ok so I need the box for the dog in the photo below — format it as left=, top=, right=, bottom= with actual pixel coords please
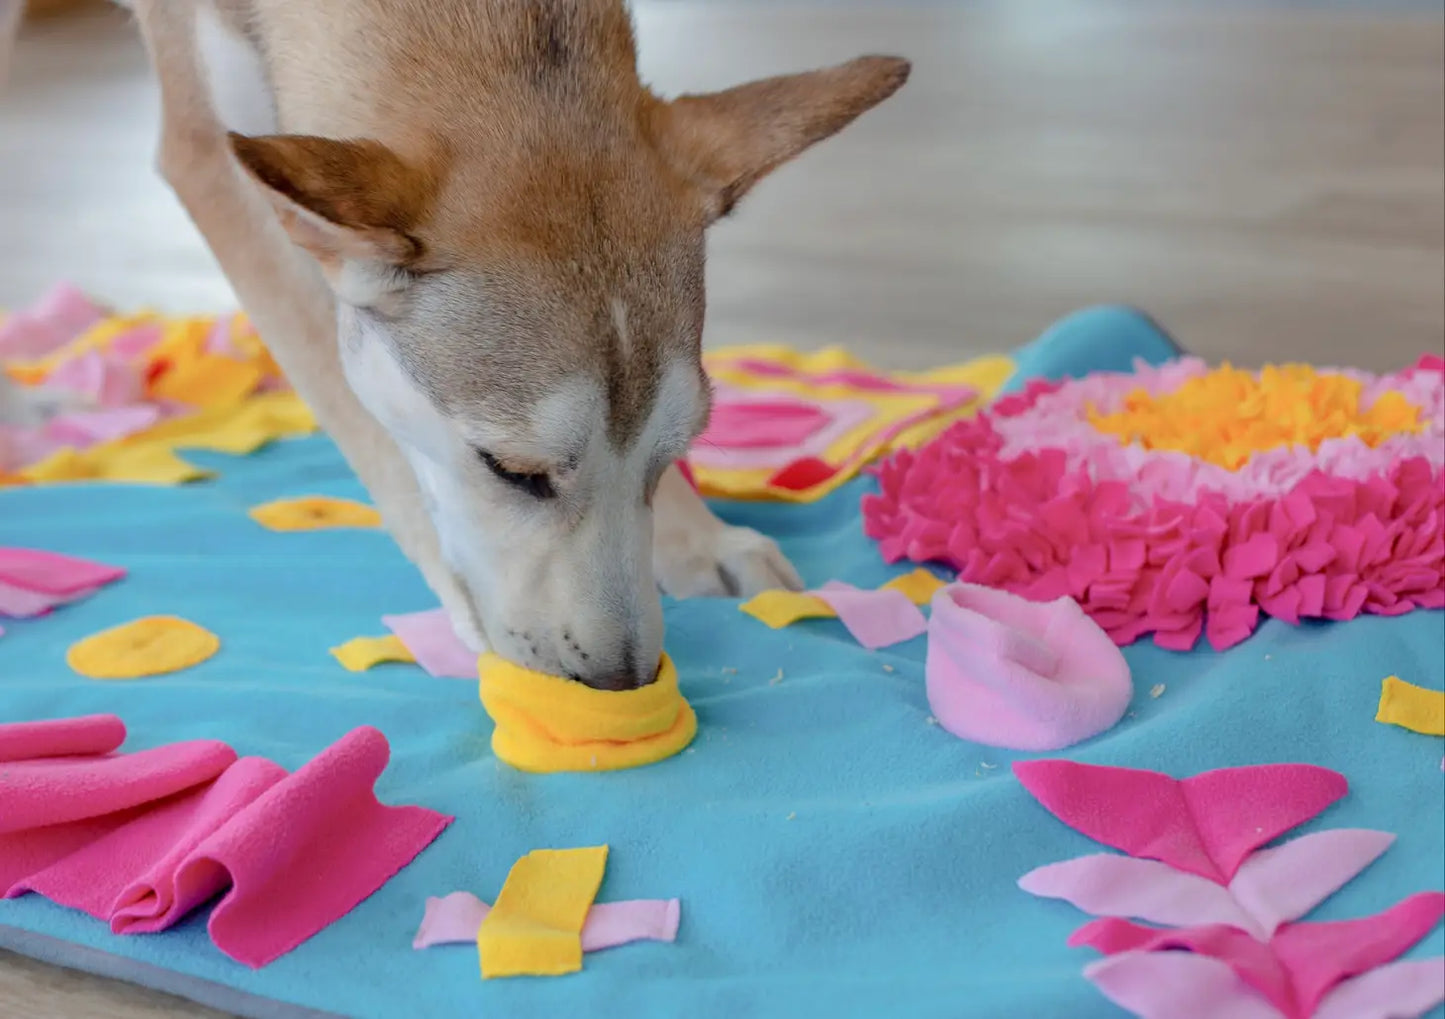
left=9, top=0, right=909, bottom=689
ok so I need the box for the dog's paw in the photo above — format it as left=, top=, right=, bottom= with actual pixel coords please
left=655, top=523, right=804, bottom=599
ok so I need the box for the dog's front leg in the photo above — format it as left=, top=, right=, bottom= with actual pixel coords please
left=130, top=0, right=486, bottom=648
left=652, top=465, right=803, bottom=597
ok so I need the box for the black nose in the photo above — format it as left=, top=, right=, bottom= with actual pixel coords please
left=582, top=671, right=645, bottom=692
left=572, top=645, right=656, bottom=691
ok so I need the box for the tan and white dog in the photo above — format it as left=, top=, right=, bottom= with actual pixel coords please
left=8, top=0, right=909, bottom=689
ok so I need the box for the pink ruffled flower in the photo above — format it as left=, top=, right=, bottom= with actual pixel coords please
left=863, top=355, right=1445, bottom=651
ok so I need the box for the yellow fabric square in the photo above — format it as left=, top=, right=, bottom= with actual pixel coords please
left=330, top=635, right=416, bottom=672
left=477, top=846, right=609, bottom=978
left=739, top=590, right=834, bottom=628
left=882, top=568, right=947, bottom=605
left=1376, top=676, right=1445, bottom=736
left=251, top=496, right=382, bottom=532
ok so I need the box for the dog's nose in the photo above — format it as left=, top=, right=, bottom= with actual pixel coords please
left=574, top=645, right=657, bottom=691
left=583, top=671, right=646, bottom=692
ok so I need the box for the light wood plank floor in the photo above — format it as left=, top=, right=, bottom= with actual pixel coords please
left=1, top=2, right=1442, bottom=1017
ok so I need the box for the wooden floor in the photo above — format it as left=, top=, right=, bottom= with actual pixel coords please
left=1, top=1, right=1442, bottom=1016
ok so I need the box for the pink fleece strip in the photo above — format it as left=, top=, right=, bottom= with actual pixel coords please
left=413, top=890, right=681, bottom=952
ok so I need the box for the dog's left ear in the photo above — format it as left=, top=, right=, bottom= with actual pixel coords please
left=652, top=55, right=910, bottom=222
left=228, top=132, right=437, bottom=306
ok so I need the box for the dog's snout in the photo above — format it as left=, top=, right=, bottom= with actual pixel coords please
left=573, top=643, right=655, bottom=692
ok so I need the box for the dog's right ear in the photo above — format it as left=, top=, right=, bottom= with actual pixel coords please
left=228, top=133, right=437, bottom=305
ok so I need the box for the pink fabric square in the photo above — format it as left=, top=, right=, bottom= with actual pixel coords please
left=381, top=608, right=478, bottom=679
left=814, top=582, right=927, bottom=649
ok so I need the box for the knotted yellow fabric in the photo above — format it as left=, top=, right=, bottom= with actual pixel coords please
left=478, top=653, right=696, bottom=773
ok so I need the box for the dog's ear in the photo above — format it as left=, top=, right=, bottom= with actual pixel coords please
left=228, top=133, right=436, bottom=304
left=652, top=55, right=910, bottom=222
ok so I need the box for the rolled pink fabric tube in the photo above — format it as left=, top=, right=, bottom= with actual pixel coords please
left=924, top=582, right=1133, bottom=751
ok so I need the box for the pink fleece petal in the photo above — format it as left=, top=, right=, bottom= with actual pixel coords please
left=814, top=584, right=928, bottom=649
left=1272, top=892, right=1445, bottom=1016
left=1084, top=950, right=1285, bottom=1019
left=1312, top=958, right=1445, bottom=1019
left=1229, top=829, right=1396, bottom=937
left=1019, top=854, right=1257, bottom=934
left=1072, top=918, right=1295, bottom=1014
left=412, top=892, right=680, bottom=952
left=927, top=584, right=1132, bottom=751
left=1012, top=760, right=1347, bottom=883
left=0, top=548, right=126, bottom=597
left=381, top=608, right=478, bottom=679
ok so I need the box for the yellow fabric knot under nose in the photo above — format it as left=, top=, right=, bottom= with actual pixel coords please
left=478, top=653, right=696, bottom=773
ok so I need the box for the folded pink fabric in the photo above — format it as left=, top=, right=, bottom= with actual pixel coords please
left=0, top=547, right=126, bottom=597
left=925, top=583, right=1133, bottom=751
left=0, top=715, right=453, bottom=968
left=381, top=608, right=477, bottom=679
left=0, top=740, right=238, bottom=833
left=0, top=714, right=125, bottom=762
left=413, top=890, right=681, bottom=952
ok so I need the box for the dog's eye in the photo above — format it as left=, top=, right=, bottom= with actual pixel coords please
left=476, top=449, right=555, bottom=500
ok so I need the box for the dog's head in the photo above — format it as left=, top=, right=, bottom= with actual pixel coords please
left=229, top=34, right=908, bottom=689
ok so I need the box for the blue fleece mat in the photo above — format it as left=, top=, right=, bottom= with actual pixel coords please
left=2, top=307, right=1441, bottom=1019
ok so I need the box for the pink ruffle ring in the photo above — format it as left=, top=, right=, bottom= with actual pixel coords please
left=925, top=583, right=1134, bottom=751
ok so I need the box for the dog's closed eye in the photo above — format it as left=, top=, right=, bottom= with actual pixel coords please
left=476, top=448, right=555, bottom=500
